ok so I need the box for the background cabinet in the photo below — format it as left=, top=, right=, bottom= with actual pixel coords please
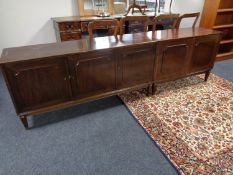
left=200, top=0, right=233, bottom=61
left=54, top=20, right=82, bottom=42
left=3, top=58, right=72, bottom=113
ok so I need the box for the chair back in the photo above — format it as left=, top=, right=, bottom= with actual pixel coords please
left=120, top=16, right=149, bottom=35
left=174, top=12, right=200, bottom=29
left=152, top=14, right=179, bottom=31
left=125, top=0, right=147, bottom=15
left=88, top=19, right=119, bottom=39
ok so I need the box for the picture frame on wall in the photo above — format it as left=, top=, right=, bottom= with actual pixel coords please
left=77, top=0, right=173, bottom=16
left=77, top=0, right=113, bottom=16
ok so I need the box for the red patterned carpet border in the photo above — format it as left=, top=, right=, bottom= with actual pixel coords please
left=120, top=74, right=233, bottom=175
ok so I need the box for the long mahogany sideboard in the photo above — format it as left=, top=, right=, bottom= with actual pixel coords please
left=0, top=28, right=221, bottom=129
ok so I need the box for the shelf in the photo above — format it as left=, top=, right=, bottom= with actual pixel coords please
left=217, top=8, right=233, bottom=13
left=213, top=24, right=233, bottom=29
left=219, top=0, right=233, bottom=9
left=201, top=0, right=233, bottom=61
left=217, top=28, right=233, bottom=40
left=220, top=39, right=233, bottom=44
left=216, top=52, right=233, bottom=61
left=218, top=42, right=233, bottom=60
left=215, top=12, right=233, bottom=26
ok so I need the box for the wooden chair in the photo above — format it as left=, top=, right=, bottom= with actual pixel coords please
left=119, top=16, right=149, bottom=35
left=174, top=12, right=200, bottom=29
left=125, top=0, right=147, bottom=16
left=137, top=0, right=147, bottom=13
left=152, top=14, right=179, bottom=31
left=168, top=0, right=173, bottom=13
left=88, top=19, right=119, bottom=40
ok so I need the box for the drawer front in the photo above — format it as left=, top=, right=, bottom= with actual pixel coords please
left=60, top=32, right=82, bottom=41
left=81, top=21, right=89, bottom=32
left=58, top=22, right=81, bottom=31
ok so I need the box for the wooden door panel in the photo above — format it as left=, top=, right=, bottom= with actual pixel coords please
left=156, top=39, right=193, bottom=82
left=69, top=52, right=116, bottom=98
left=161, top=44, right=188, bottom=73
left=117, top=45, right=155, bottom=88
left=4, top=58, right=72, bottom=113
left=190, top=35, right=220, bottom=73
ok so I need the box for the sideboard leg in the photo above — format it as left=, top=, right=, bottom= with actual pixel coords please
left=204, top=70, right=211, bottom=81
left=146, top=85, right=151, bottom=96
left=19, top=116, right=29, bottom=129
left=152, top=83, right=157, bottom=95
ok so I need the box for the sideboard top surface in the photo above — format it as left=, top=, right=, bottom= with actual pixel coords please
left=0, top=28, right=221, bottom=64
left=51, top=12, right=160, bottom=22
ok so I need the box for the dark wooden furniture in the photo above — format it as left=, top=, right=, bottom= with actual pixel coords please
left=125, top=0, right=147, bottom=15
left=87, top=19, right=119, bottom=39
left=152, top=14, right=179, bottom=31
left=168, top=0, right=173, bottom=13
left=174, top=12, right=200, bottom=29
left=137, top=0, right=148, bottom=13
left=119, top=16, right=148, bottom=35
left=52, top=12, right=175, bottom=42
left=200, top=0, right=233, bottom=61
left=0, top=28, right=221, bottom=129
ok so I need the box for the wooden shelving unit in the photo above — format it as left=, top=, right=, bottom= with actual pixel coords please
left=217, top=8, right=233, bottom=13
left=200, top=0, right=233, bottom=61
left=220, top=39, right=233, bottom=44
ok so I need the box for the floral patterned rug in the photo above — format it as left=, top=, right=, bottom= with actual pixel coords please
left=120, top=74, right=233, bottom=175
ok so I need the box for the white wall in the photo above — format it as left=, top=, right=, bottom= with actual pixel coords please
left=0, top=0, right=205, bottom=55
left=165, top=0, right=205, bottom=27
left=0, top=0, right=78, bottom=55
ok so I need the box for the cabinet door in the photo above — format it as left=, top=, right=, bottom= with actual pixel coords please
left=116, top=45, right=155, bottom=88
left=3, top=57, right=72, bottom=113
left=69, top=51, right=116, bottom=98
left=155, top=38, right=193, bottom=82
left=189, top=35, right=220, bottom=73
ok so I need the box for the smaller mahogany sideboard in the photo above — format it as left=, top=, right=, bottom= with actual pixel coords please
left=52, top=12, right=175, bottom=42
left=0, top=28, right=221, bottom=129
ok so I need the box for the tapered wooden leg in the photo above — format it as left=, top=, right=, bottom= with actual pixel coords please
left=146, top=85, right=151, bottom=96
left=19, top=116, right=29, bottom=129
left=204, top=70, right=211, bottom=81
left=152, top=83, right=157, bottom=95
